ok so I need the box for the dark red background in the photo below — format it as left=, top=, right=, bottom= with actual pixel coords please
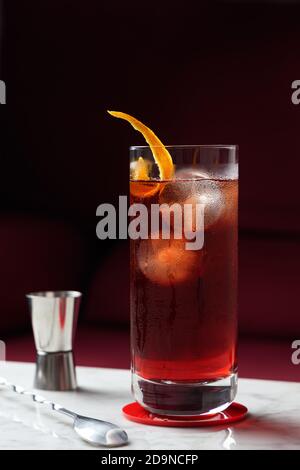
left=0, top=1, right=300, bottom=381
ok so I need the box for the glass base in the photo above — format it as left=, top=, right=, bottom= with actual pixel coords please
left=132, top=371, right=238, bottom=417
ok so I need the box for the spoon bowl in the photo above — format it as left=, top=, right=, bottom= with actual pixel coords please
left=74, top=415, right=129, bottom=447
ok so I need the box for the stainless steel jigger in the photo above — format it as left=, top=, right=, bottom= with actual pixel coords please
left=26, top=291, right=82, bottom=391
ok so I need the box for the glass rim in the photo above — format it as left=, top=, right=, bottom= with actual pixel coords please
left=26, top=290, right=82, bottom=299
left=130, top=144, right=238, bottom=150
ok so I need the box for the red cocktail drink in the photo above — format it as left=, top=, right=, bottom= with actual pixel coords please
left=130, top=146, right=238, bottom=416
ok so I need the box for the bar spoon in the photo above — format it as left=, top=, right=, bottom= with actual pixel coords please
left=0, top=376, right=128, bottom=447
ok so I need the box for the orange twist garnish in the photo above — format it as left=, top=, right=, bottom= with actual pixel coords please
left=108, top=111, right=174, bottom=198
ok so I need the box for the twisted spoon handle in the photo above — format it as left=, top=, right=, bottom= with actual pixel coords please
left=0, top=376, right=76, bottom=419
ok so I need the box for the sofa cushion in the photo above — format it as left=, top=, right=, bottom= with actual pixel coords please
left=238, top=336, right=299, bottom=382
left=4, top=325, right=130, bottom=370
left=239, top=237, right=300, bottom=338
left=84, top=242, right=130, bottom=326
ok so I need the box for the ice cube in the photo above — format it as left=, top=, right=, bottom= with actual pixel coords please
left=137, top=238, right=203, bottom=286
left=159, top=172, right=224, bottom=229
left=191, top=179, right=224, bottom=228
left=175, top=168, right=209, bottom=180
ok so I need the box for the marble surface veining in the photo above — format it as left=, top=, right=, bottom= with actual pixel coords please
left=0, top=361, right=299, bottom=450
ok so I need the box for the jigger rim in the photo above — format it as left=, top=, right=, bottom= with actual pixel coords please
left=26, top=290, right=82, bottom=299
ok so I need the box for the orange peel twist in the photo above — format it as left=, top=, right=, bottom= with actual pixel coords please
left=107, top=111, right=174, bottom=181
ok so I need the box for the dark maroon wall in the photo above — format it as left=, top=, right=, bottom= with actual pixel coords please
left=1, top=1, right=300, bottom=338
left=2, top=1, right=300, bottom=228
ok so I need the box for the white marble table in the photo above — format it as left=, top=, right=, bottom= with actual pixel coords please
left=0, top=361, right=299, bottom=450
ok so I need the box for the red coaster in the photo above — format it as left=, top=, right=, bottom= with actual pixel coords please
left=122, top=402, right=248, bottom=427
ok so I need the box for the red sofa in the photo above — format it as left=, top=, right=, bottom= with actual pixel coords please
left=1, top=219, right=299, bottom=382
